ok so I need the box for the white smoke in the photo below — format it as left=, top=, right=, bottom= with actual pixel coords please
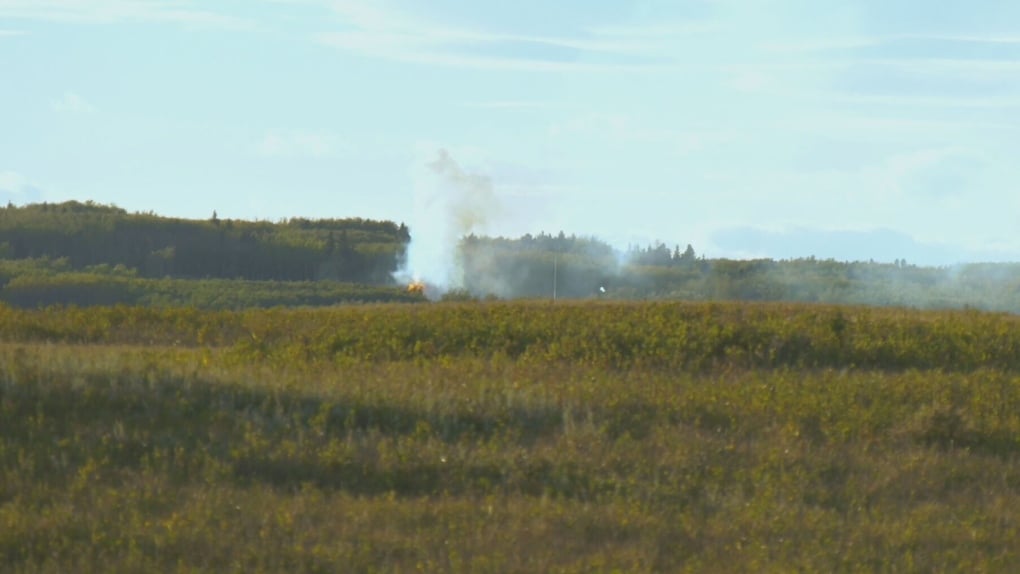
left=397, top=148, right=500, bottom=294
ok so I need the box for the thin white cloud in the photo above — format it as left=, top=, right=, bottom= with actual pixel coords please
left=771, top=86, right=1020, bottom=110
left=673, top=130, right=739, bottom=156
left=718, top=59, right=1020, bottom=110
left=882, top=146, right=971, bottom=180
left=892, top=33, right=1020, bottom=45
left=922, top=33, right=1020, bottom=44
left=314, top=0, right=675, bottom=72
left=549, top=112, right=701, bottom=147
left=858, top=57, right=1020, bottom=75
left=752, top=35, right=1020, bottom=80
left=462, top=100, right=553, bottom=110
left=727, top=55, right=1020, bottom=79
left=784, top=113, right=1020, bottom=140
left=829, top=92, right=1020, bottom=110
left=256, top=130, right=349, bottom=159
left=318, top=34, right=665, bottom=72
left=761, top=36, right=882, bottom=54
left=51, top=91, right=96, bottom=114
left=315, top=33, right=660, bottom=73
left=760, top=32, right=1020, bottom=54
left=585, top=21, right=718, bottom=39
left=327, top=1, right=646, bottom=53
left=497, top=182, right=582, bottom=199
left=319, top=1, right=1020, bottom=82
left=0, top=0, right=251, bottom=29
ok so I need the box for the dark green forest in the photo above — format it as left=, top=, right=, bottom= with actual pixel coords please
left=0, top=201, right=408, bottom=283
left=2, top=201, right=1020, bottom=311
left=0, top=201, right=418, bottom=307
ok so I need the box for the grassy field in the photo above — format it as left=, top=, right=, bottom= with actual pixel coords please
left=2, top=301, right=1020, bottom=572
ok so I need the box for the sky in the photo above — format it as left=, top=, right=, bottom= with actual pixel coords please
left=2, top=0, right=1020, bottom=265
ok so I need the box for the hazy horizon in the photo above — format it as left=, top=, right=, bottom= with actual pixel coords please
left=3, top=0, right=1019, bottom=266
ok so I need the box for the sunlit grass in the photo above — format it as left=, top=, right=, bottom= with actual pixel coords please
left=2, top=303, right=1020, bottom=571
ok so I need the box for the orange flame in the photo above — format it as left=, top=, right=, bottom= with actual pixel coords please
left=407, top=281, right=426, bottom=296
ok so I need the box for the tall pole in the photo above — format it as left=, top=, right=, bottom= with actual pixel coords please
left=553, top=256, right=558, bottom=302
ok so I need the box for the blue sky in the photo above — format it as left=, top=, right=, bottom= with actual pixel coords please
left=2, top=0, right=1020, bottom=265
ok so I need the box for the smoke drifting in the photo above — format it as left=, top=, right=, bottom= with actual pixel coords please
left=393, top=149, right=1020, bottom=312
left=397, top=148, right=666, bottom=300
left=397, top=149, right=500, bottom=296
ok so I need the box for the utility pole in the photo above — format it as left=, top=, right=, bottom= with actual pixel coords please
left=553, top=255, right=558, bottom=302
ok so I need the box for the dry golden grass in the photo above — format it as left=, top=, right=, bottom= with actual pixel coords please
left=2, top=302, right=1020, bottom=571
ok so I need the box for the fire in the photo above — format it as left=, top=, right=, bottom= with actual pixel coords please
left=407, top=281, right=426, bottom=296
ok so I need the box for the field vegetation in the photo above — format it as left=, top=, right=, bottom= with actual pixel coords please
left=3, top=301, right=1020, bottom=571
left=0, top=259, right=423, bottom=308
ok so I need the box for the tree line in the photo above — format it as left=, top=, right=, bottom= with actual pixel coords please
left=457, top=234, right=1020, bottom=312
left=0, top=201, right=408, bottom=284
left=3, top=201, right=1020, bottom=311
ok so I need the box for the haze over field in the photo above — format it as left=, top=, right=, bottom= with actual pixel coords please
left=2, top=0, right=1020, bottom=265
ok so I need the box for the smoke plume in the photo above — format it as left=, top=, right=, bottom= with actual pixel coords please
left=397, top=149, right=500, bottom=296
